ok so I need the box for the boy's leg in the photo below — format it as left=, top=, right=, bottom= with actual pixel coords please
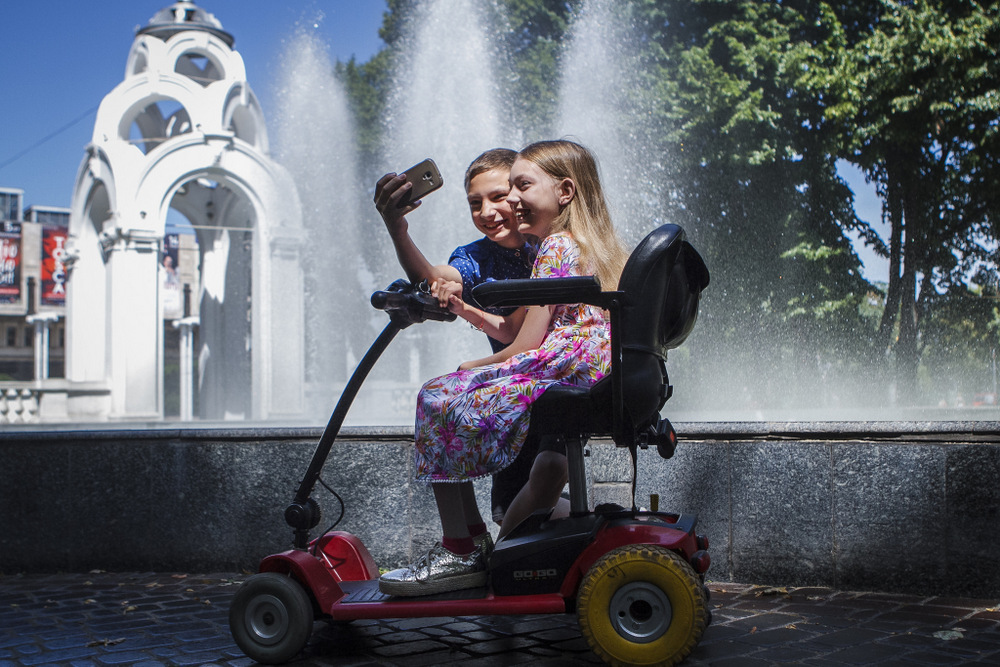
left=433, top=482, right=474, bottom=554
left=458, top=481, right=488, bottom=536
left=497, top=451, right=569, bottom=539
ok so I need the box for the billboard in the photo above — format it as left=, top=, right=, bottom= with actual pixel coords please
left=41, top=225, right=69, bottom=306
left=0, top=221, right=21, bottom=304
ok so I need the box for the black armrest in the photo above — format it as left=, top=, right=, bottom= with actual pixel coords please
left=473, top=276, right=617, bottom=308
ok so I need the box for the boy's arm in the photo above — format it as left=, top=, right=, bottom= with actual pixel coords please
left=374, top=173, right=462, bottom=284
left=432, top=279, right=527, bottom=344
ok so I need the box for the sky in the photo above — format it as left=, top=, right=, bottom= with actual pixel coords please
left=0, top=0, right=386, bottom=209
left=0, top=0, right=888, bottom=282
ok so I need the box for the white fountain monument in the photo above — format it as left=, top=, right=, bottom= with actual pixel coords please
left=65, top=1, right=305, bottom=422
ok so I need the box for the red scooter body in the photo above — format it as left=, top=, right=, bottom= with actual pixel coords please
left=254, top=508, right=709, bottom=622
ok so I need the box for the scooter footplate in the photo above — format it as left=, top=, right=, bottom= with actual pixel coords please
left=338, top=580, right=489, bottom=603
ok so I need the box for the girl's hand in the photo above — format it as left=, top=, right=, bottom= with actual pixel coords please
left=458, top=360, right=479, bottom=371
left=431, top=279, right=465, bottom=313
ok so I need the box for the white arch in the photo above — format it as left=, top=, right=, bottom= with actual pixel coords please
left=64, top=3, right=304, bottom=422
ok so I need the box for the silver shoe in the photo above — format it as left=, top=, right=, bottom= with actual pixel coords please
left=474, top=532, right=495, bottom=561
left=378, top=542, right=487, bottom=596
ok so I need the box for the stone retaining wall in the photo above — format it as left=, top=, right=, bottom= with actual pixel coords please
left=1, top=422, right=997, bottom=597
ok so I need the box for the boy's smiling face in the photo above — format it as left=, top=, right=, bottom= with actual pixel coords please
left=467, top=168, right=522, bottom=249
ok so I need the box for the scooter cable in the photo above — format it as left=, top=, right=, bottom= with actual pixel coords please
left=310, top=475, right=346, bottom=556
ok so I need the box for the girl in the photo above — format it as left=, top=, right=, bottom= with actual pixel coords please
left=379, top=140, right=629, bottom=597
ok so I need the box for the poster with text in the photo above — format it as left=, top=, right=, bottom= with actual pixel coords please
left=41, top=226, right=69, bottom=306
left=0, top=222, right=22, bottom=304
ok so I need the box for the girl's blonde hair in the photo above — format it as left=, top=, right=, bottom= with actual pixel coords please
left=518, top=140, right=629, bottom=289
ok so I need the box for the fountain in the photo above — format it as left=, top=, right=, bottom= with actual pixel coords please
left=555, top=0, right=668, bottom=246
left=271, top=24, right=368, bottom=419
left=275, top=1, right=521, bottom=423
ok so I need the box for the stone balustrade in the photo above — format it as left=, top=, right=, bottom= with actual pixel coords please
left=0, top=387, right=40, bottom=424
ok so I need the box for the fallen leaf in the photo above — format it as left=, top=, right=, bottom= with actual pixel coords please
left=171, top=574, right=188, bottom=579
left=86, top=638, right=126, bottom=648
left=933, top=630, right=963, bottom=641
left=750, top=626, right=758, bottom=633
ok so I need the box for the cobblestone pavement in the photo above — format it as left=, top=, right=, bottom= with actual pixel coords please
left=2, top=571, right=1000, bottom=666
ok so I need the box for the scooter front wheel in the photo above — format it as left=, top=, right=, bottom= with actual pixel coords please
left=576, top=545, right=708, bottom=667
left=229, top=572, right=314, bottom=664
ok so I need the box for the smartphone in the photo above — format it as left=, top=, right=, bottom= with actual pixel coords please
left=397, top=158, right=443, bottom=208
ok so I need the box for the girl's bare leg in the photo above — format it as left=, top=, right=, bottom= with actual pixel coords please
left=497, top=451, right=569, bottom=539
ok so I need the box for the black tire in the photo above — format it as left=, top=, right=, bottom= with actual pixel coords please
left=229, top=572, right=314, bottom=664
left=577, top=545, right=708, bottom=666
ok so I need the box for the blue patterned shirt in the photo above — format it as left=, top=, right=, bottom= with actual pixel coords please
left=449, top=238, right=537, bottom=353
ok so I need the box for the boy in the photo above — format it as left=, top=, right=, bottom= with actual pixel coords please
left=373, top=148, right=537, bottom=523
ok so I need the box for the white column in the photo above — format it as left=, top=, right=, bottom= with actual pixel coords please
left=172, top=316, right=200, bottom=421
left=105, top=227, right=162, bottom=420
left=26, top=312, right=60, bottom=381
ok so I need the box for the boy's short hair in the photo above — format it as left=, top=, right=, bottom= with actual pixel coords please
left=464, top=148, right=517, bottom=191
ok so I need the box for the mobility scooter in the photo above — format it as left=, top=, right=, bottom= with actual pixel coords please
left=229, top=223, right=711, bottom=666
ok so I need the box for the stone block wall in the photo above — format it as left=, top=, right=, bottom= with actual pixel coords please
left=1, top=423, right=998, bottom=597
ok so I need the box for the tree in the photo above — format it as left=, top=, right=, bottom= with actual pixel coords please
left=830, top=0, right=1000, bottom=402
left=631, top=0, right=877, bottom=410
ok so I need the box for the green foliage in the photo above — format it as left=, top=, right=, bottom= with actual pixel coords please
left=501, top=0, right=579, bottom=136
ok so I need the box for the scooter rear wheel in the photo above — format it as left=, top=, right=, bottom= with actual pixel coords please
left=576, top=545, right=707, bottom=666
left=229, top=572, right=314, bottom=664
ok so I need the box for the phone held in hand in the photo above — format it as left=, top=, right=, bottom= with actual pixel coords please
left=397, top=158, right=443, bottom=208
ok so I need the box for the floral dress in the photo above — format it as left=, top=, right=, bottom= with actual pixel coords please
left=414, top=232, right=611, bottom=483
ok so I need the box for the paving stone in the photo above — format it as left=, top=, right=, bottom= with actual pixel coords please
left=826, top=643, right=912, bottom=664
left=369, top=640, right=443, bottom=657
left=462, top=636, right=541, bottom=655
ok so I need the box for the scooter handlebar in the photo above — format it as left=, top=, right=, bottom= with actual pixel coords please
left=371, top=280, right=457, bottom=325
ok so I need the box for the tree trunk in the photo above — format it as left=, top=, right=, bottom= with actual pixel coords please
left=895, top=149, right=922, bottom=405
left=878, top=154, right=904, bottom=348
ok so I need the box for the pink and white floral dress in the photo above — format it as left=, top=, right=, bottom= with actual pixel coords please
left=414, top=232, right=611, bottom=482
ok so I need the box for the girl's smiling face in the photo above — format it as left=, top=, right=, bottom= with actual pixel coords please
left=506, top=157, right=574, bottom=239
